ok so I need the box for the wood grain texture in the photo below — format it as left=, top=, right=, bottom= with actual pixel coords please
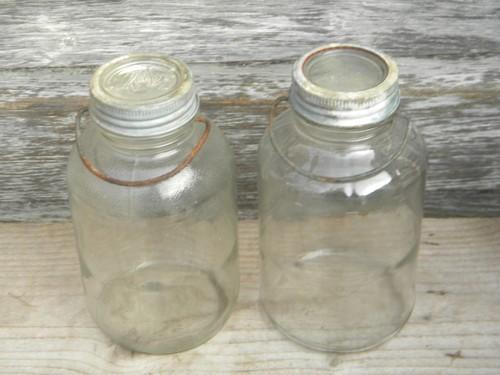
left=0, top=0, right=499, bottom=221
left=1, top=0, right=499, bottom=67
left=1, top=60, right=499, bottom=220
left=0, top=218, right=499, bottom=374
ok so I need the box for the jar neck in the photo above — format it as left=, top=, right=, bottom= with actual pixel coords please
left=95, top=118, right=196, bottom=155
left=291, top=109, right=395, bottom=144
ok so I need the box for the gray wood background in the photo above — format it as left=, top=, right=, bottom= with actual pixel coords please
left=1, top=0, right=499, bottom=221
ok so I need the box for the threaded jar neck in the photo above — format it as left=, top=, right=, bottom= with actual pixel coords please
left=289, top=44, right=400, bottom=128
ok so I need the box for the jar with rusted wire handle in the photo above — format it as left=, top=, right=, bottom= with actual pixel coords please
left=258, top=44, right=427, bottom=352
left=67, top=54, right=239, bottom=354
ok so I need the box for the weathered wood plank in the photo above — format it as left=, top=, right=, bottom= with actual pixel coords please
left=1, top=56, right=499, bottom=221
left=1, top=0, right=499, bottom=220
left=2, top=55, right=499, bottom=101
left=2, top=98, right=499, bottom=221
left=1, top=0, right=499, bottom=68
left=0, top=219, right=499, bottom=374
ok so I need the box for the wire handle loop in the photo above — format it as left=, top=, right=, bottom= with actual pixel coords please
left=75, top=109, right=211, bottom=187
left=267, top=95, right=411, bottom=183
left=268, top=94, right=290, bottom=129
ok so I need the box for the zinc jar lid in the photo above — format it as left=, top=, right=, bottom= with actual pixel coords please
left=289, top=43, right=400, bottom=127
left=89, top=54, right=199, bottom=137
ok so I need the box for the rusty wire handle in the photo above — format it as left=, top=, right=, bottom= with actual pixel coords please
left=268, top=94, right=289, bottom=129
left=75, top=109, right=211, bottom=187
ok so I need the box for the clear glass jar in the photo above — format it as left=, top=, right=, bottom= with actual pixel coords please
left=258, top=44, right=427, bottom=352
left=67, top=54, right=239, bottom=354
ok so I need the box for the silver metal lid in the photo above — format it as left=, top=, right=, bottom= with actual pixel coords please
left=89, top=54, right=199, bottom=137
left=289, top=44, right=400, bottom=127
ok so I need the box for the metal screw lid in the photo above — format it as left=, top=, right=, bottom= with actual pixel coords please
left=289, top=43, right=400, bottom=127
left=89, top=54, right=199, bottom=137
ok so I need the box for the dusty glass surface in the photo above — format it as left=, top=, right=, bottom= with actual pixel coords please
left=258, top=44, right=427, bottom=352
left=67, top=55, right=239, bottom=354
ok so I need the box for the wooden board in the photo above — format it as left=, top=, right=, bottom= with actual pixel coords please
left=1, top=61, right=499, bottom=221
left=1, top=0, right=499, bottom=67
left=1, top=0, right=500, bottom=221
left=0, top=218, right=499, bottom=374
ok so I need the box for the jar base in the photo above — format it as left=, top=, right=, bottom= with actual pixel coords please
left=261, top=301, right=414, bottom=353
left=86, top=261, right=236, bottom=354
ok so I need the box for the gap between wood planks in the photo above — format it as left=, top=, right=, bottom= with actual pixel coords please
left=3, top=86, right=500, bottom=112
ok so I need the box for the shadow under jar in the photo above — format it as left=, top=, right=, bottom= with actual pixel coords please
left=258, top=44, right=427, bottom=352
left=67, top=54, right=239, bottom=354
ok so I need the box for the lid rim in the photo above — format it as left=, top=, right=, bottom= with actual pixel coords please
left=290, top=43, right=400, bottom=128
left=89, top=53, right=198, bottom=137
left=289, top=87, right=400, bottom=128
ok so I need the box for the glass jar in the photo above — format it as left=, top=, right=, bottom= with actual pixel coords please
left=67, top=54, right=239, bottom=354
left=258, top=44, right=427, bottom=352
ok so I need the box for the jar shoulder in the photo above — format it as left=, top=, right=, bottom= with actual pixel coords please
left=67, top=123, right=235, bottom=216
left=258, top=109, right=427, bottom=188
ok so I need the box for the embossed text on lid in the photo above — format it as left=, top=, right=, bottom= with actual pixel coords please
left=103, top=61, right=181, bottom=102
left=89, top=54, right=199, bottom=137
